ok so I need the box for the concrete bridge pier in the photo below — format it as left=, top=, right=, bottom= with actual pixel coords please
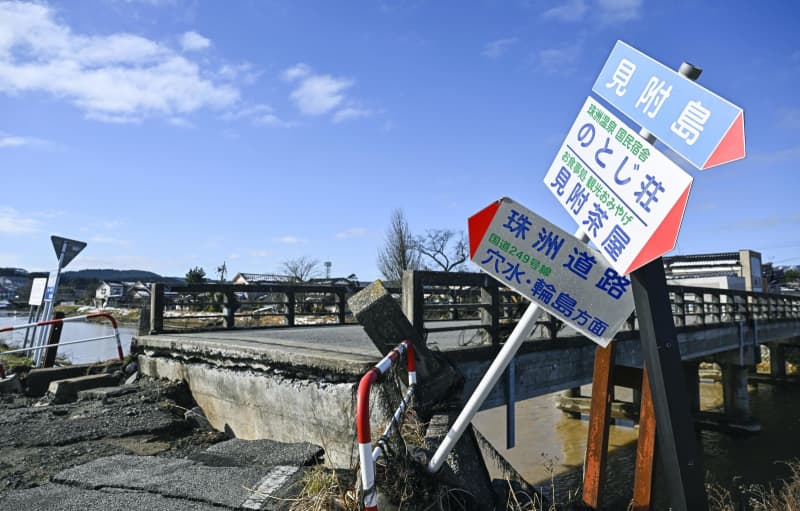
left=683, top=361, right=701, bottom=415
left=769, top=343, right=787, bottom=378
left=722, top=363, right=751, bottom=420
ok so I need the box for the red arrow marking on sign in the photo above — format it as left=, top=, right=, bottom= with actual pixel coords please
left=703, top=112, right=745, bottom=170
left=625, top=183, right=692, bottom=274
left=467, top=199, right=501, bottom=259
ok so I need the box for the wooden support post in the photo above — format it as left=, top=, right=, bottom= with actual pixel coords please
left=150, top=283, right=164, bottom=334
left=42, top=311, right=65, bottom=368
left=583, top=343, right=616, bottom=509
left=632, top=366, right=657, bottom=511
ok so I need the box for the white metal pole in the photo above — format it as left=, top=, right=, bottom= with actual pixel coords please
left=428, top=227, right=589, bottom=473
left=35, top=245, right=67, bottom=366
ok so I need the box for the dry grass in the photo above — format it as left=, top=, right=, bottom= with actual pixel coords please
left=706, top=460, right=800, bottom=511
left=287, top=464, right=358, bottom=511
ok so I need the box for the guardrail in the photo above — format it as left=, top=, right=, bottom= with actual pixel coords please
left=147, top=282, right=401, bottom=334
left=401, top=271, right=800, bottom=346
left=143, top=272, right=800, bottom=342
left=0, top=313, right=124, bottom=377
left=356, top=340, right=416, bottom=511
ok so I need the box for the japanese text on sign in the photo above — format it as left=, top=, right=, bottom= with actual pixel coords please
left=544, top=97, right=693, bottom=275
left=469, top=198, right=635, bottom=347
left=593, top=40, right=745, bottom=170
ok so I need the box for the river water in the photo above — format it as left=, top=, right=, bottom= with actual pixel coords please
left=474, top=379, right=800, bottom=508
left=0, top=311, right=135, bottom=364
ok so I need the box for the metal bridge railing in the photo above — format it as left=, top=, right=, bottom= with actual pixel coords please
left=356, top=340, right=416, bottom=511
left=147, top=282, right=401, bottom=334
left=0, top=313, right=124, bottom=377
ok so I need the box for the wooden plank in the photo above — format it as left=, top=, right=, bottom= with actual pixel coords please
left=632, top=366, right=656, bottom=511
left=583, top=343, right=615, bottom=509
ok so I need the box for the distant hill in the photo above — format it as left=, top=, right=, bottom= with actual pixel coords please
left=61, top=269, right=179, bottom=283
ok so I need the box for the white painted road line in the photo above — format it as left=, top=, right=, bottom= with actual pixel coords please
left=241, top=465, right=300, bottom=510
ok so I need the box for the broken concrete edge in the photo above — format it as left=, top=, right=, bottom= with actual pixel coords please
left=137, top=352, right=398, bottom=469
left=132, top=334, right=377, bottom=381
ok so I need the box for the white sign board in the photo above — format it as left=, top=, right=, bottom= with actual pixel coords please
left=28, top=277, right=47, bottom=306
left=468, top=197, right=635, bottom=347
left=543, top=97, right=693, bottom=275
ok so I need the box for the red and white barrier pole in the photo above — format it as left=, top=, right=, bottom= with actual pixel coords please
left=0, top=313, right=125, bottom=377
left=356, top=340, right=416, bottom=511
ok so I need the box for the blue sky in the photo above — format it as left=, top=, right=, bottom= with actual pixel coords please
left=1, top=0, right=799, bottom=280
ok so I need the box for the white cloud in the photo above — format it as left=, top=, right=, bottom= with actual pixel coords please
left=180, top=31, right=211, bottom=52
left=168, top=117, right=194, bottom=128
left=290, top=74, right=353, bottom=115
left=481, top=38, right=518, bottom=59
left=540, top=0, right=640, bottom=24
left=90, top=235, right=129, bottom=246
left=282, top=63, right=312, bottom=82
left=336, top=228, right=368, bottom=239
left=597, top=0, right=642, bottom=23
left=222, top=103, right=292, bottom=127
left=333, top=107, right=373, bottom=123
left=0, top=134, right=27, bottom=147
left=0, top=2, right=239, bottom=123
left=0, top=207, right=40, bottom=234
left=249, top=249, right=273, bottom=257
left=218, top=62, right=261, bottom=84
left=274, top=236, right=306, bottom=245
left=536, top=42, right=583, bottom=73
left=542, top=0, right=587, bottom=22
left=282, top=63, right=370, bottom=121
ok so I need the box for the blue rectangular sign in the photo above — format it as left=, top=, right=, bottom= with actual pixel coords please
left=592, top=41, right=744, bottom=170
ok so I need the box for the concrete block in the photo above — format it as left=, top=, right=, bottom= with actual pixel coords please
left=25, top=364, right=96, bottom=396
left=48, top=374, right=120, bottom=404
left=422, top=410, right=496, bottom=509
left=348, top=280, right=464, bottom=408
left=77, top=384, right=137, bottom=401
left=0, top=373, right=23, bottom=394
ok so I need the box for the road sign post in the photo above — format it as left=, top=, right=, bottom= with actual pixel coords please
left=628, top=63, right=708, bottom=511
left=34, top=236, right=86, bottom=366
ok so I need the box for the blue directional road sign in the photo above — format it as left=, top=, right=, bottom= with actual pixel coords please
left=592, top=41, right=745, bottom=170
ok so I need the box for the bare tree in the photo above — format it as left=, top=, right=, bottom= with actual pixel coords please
left=415, top=229, right=468, bottom=272
left=280, top=256, right=321, bottom=282
left=377, top=209, right=421, bottom=281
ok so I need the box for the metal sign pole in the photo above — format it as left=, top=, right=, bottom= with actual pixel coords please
left=631, top=62, right=707, bottom=511
left=428, top=227, right=589, bottom=474
left=35, top=247, right=67, bottom=366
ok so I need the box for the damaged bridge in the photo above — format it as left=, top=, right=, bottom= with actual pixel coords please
left=133, top=271, right=800, bottom=470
